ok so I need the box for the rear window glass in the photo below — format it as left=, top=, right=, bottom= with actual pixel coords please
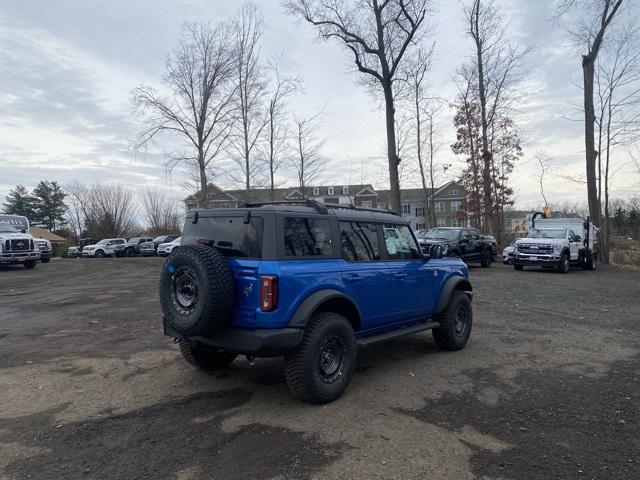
left=284, top=218, right=332, bottom=257
left=340, top=222, right=380, bottom=261
left=184, top=217, right=263, bottom=258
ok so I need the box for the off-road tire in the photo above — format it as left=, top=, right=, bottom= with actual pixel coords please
left=480, top=249, right=492, bottom=268
left=514, top=264, right=524, bottom=271
left=178, top=340, right=236, bottom=371
left=95, top=250, right=105, bottom=258
left=558, top=253, right=570, bottom=274
left=432, top=290, right=472, bottom=351
left=160, top=245, right=234, bottom=336
left=23, top=260, right=37, bottom=269
left=125, top=248, right=137, bottom=257
left=41, top=257, right=50, bottom=264
left=284, top=312, right=357, bottom=404
left=584, top=254, right=596, bottom=271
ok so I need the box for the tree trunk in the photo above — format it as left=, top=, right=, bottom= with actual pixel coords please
left=198, top=147, right=207, bottom=208
left=269, top=106, right=275, bottom=201
left=583, top=56, right=602, bottom=229
left=384, top=83, right=401, bottom=213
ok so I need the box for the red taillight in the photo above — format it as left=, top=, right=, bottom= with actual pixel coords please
left=261, top=275, right=277, bottom=312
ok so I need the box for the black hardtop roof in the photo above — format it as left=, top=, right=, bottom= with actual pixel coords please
left=187, top=201, right=407, bottom=225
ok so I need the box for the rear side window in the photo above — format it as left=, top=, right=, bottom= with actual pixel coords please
left=184, top=217, right=263, bottom=258
left=284, top=217, right=332, bottom=257
left=383, top=225, right=422, bottom=260
left=340, top=222, right=380, bottom=261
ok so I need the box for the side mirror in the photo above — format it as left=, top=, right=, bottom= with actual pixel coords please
left=572, top=235, right=581, bottom=242
left=429, top=244, right=443, bottom=259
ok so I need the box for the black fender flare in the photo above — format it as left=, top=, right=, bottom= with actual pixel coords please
left=435, top=276, right=473, bottom=315
left=288, top=289, right=361, bottom=329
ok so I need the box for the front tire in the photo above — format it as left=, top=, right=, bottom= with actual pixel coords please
left=480, top=249, right=492, bottom=268
left=432, top=290, right=473, bottom=351
left=95, top=250, right=105, bottom=258
left=558, top=253, right=570, bottom=274
left=514, top=264, right=523, bottom=271
left=23, top=260, right=37, bottom=269
left=178, top=340, right=236, bottom=371
left=125, top=248, right=137, bottom=257
left=41, top=257, right=50, bottom=264
left=284, top=312, right=357, bottom=404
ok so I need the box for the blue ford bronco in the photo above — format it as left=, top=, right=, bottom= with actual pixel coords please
left=160, top=200, right=473, bottom=404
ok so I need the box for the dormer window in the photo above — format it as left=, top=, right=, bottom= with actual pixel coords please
left=342, top=186, right=349, bottom=195
left=328, top=187, right=334, bottom=195
left=449, top=189, right=458, bottom=195
left=207, top=192, right=214, bottom=199
left=312, top=187, right=320, bottom=196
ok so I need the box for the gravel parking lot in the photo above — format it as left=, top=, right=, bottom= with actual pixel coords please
left=1, top=258, right=638, bottom=480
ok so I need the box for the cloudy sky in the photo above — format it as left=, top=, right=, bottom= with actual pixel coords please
left=0, top=0, right=638, bottom=210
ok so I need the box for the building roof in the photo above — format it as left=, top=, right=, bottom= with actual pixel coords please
left=30, top=227, right=66, bottom=243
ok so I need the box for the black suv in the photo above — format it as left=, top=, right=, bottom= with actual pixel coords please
left=417, top=227, right=494, bottom=267
left=159, top=201, right=473, bottom=403
left=122, top=237, right=154, bottom=257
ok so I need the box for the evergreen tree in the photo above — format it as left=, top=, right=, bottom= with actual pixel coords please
left=2, top=185, right=38, bottom=220
left=32, top=181, right=67, bottom=231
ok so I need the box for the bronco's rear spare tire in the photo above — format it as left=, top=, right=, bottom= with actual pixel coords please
left=160, top=245, right=234, bottom=336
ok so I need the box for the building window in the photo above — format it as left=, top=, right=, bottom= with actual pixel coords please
left=207, top=192, right=214, bottom=199
left=328, top=187, right=334, bottom=195
left=435, top=201, right=445, bottom=213
left=379, top=203, right=387, bottom=210
left=415, top=223, right=425, bottom=230
left=451, top=200, right=462, bottom=212
left=452, top=218, right=464, bottom=227
left=415, top=206, right=425, bottom=217
left=187, top=203, right=197, bottom=210
left=220, top=202, right=235, bottom=209
left=449, top=189, right=458, bottom=195
left=437, top=218, right=446, bottom=227
left=361, top=200, right=373, bottom=208
left=342, top=186, right=349, bottom=195
left=312, top=187, right=319, bottom=196
left=401, top=204, right=411, bottom=215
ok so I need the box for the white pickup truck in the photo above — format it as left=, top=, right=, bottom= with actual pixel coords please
left=0, top=215, right=41, bottom=268
left=513, top=217, right=598, bottom=273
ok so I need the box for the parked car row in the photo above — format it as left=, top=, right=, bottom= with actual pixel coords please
left=69, top=235, right=181, bottom=258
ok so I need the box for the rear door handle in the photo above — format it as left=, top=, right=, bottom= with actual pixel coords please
left=393, top=272, right=407, bottom=279
left=345, top=274, right=363, bottom=283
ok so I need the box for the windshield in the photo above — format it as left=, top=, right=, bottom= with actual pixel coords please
left=96, top=239, right=109, bottom=245
left=173, top=237, right=182, bottom=244
left=0, top=224, right=18, bottom=233
left=153, top=236, right=166, bottom=242
left=424, top=228, right=460, bottom=241
left=526, top=229, right=567, bottom=239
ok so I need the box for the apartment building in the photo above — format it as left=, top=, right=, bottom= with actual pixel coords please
left=184, top=180, right=469, bottom=230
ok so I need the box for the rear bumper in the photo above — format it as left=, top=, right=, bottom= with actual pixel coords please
left=164, top=320, right=304, bottom=357
left=0, top=251, right=40, bottom=264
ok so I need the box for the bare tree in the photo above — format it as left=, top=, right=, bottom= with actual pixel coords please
left=291, top=112, right=325, bottom=193
left=401, top=47, right=444, bottom=227
left=594, top=22, right=640, bottom=261
left=285, top=0, right=432, bottom=213
left=462, top=0, right=528, bottom=235
left=139, top=189, right=182, bottom=236
left=229, top=3, right=269, bottom=201
left=534, top=152, right=551, bottom=209
left=556, top=0, right=624, bottom=228
left=64, top=182, right=138, bottom=239
left=263, top=59, right=301, bottom=200
left=133, top=22, right=236, bottom=206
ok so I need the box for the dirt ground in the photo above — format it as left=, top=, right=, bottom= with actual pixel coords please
left=0, top=257, right=638, bottom=480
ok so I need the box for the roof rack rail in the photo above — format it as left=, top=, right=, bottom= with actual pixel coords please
left=240, top=199, right=328, bottom=214
left=323, top=203, right=400, bottom=216
left=240, top=198, right=399, bottom=216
